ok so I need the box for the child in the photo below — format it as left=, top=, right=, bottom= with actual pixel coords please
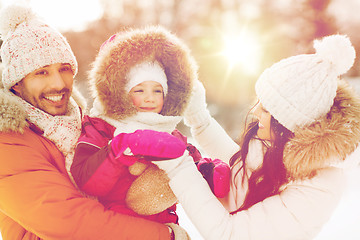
left=70, top=26, right=229, bottom=237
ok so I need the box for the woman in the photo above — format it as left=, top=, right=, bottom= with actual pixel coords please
left=154, top=34, right=360, bottom=240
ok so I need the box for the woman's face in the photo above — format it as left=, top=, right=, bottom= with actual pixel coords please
left=253, top=102, right=273, bottom=141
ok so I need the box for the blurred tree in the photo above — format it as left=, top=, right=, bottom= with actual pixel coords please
left=308, top=0, right=336, bottom=37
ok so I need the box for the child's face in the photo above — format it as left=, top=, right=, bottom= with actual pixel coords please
left=129, top=81, right=164, bottom=113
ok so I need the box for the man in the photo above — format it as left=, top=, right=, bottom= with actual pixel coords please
left=0, top=4, right=173, bottom=239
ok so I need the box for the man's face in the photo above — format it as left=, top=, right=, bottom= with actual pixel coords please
left=12, top=63, right=74, bottom=116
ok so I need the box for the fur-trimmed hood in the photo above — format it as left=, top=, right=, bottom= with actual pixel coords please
left=0, top=86, right=87, bottom=134
left=284, top=80, right=360, bottom=180
left=89, top=25, right=198, bottom=120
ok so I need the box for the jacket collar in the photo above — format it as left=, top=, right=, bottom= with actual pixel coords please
left=283, top=81, right=360, bottom=180
left=0, top=89, right=28, bottom=133
left=0, top=87, right=86, bottom=134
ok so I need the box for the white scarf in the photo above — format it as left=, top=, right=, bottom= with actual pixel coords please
left=106, top=112, right=182, bottom=136
left=15, top=96, right=82, bottom=175
left=90, top=97, right=182, bottom=136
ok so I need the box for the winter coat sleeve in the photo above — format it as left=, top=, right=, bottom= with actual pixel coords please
left=71, top=116, right=137, bottom=196
left=190, top=117, right=239, bottom=164
left=167, top=156, right=345, bottom=240
left=0, top=129, right=171, bottom=240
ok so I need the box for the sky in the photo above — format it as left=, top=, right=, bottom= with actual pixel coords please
left=0, top=0, right=103, bottom=31
left=1, top=0, right=359, bottom=32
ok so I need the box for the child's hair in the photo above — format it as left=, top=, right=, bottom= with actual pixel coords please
left=229, top=103, right=294, bottom=213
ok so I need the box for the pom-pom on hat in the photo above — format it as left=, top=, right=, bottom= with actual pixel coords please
left=125, top=61, right=168, bottom=96
left=255, top=35, right=356, bottom=132
left=0, top=4, right=78, bottom=89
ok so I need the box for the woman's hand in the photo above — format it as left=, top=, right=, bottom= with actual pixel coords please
left=183, top=80, right=211, bottom=129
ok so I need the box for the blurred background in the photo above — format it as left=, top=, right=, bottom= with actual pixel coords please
left=0, top=0, right=360, bottom=239
left=2, top=0, right=360, bottom=139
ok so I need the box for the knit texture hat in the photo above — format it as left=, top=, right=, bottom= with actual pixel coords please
left=255, top=35, right=355, bottom=132
left=125, top=61, right=168, bottom=96
left=0, top=5, right=78, bottom=89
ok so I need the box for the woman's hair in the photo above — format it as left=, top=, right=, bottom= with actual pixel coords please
left=230, top=105, right=294, bottom=214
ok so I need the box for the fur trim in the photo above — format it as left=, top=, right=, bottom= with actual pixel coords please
left=89, top=25, right=198, bottom=119
left=284, top=80, right=360, bottom=180
left=0, top=88, right=27, bottom=133
left=0, top=64, right=27, bottom=132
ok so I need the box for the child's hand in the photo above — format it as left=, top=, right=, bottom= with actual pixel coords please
left=111, top=129, right=186, bottom=160
left=197, top=158, right=230, bottom=198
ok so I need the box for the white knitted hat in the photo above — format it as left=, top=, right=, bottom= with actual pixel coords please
left=125, top=61, right=168, bottom=96
left=255, top=35, right=356, bottom=132
left=0, top=5, right=78, bottom=89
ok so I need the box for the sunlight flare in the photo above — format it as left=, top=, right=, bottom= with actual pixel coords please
left=221, top=32, right=262, bottom=76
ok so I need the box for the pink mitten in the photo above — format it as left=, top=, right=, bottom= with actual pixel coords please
left=111, top=129, right=186, bottom=160
left=197, top=158, right=230, bottom=198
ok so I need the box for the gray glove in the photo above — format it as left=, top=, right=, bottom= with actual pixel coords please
left=166, top=223, right=191, bottom=240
